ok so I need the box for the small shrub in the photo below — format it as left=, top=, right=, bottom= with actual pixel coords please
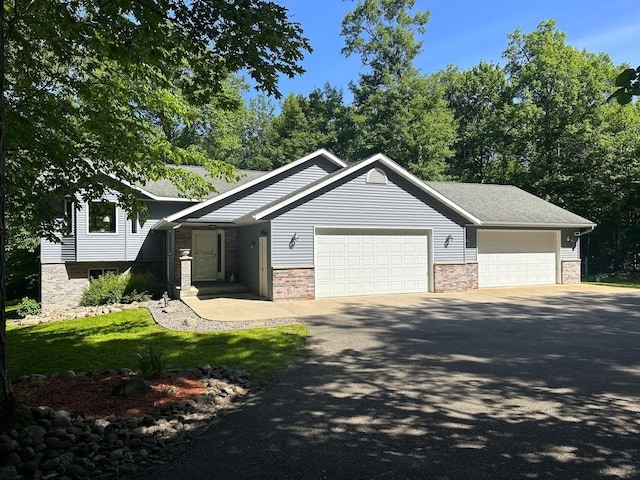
left=124, top=272, right=163, bottom=299
left=159, top=384, right=178, bottom=396
left=136, top=345, right=166, bottom=379
left=80, top=272, right=161, bottom=306
left=80, top=272, right=127, bottom=306
left=122, top=289, right=151, bottom=304
left=17, top=297, right=41, bottom=318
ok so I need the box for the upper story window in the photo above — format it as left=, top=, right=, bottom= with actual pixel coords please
left=63, top=199, right=74, bottom=236
left=88, top=201, right=116, bottom=233
left=130, top=213, right=139, bottom=234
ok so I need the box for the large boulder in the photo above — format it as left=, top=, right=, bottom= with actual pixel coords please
left=111, top=377, right=151, bottom=397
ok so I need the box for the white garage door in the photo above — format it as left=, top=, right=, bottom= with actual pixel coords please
left=315, top=228, right=429, bottom=298
left=478, top=230, right=558, bottom=288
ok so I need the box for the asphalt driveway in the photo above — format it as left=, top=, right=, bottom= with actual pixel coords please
left=140, top=286, right=640, bottom=479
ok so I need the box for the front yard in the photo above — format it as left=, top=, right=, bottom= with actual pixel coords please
left=6, top=308, right=308, bottom=385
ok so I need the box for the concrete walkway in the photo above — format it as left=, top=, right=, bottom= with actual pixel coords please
left=181, top=284, right=623, bottom=321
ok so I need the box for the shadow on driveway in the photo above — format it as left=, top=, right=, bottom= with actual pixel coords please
left=139, top=289, right=640, bottom=479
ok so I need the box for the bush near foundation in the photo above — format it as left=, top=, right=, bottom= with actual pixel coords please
left=80, top=272, right=162, bottom=306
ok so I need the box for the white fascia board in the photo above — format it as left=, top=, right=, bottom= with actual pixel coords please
left=163, top=149, right=346, bottom=224
left=253, top=153, right=482, bottom=225
left=477, top=221, right=597, bottom=228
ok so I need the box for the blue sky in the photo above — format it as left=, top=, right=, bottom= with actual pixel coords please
left=269, top=0, right=640, bottom=102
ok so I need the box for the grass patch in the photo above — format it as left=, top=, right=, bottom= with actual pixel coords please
left=6, top=309, right=308, bottom=385
left=583, top=275, right=640, bottom=289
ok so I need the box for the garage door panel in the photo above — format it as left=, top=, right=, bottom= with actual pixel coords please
left=316, top=229, right=429, bottom=298
left=478, top=231, right=557, bottom=288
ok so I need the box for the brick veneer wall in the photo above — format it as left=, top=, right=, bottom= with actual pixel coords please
left=434, top=262, right=479, bottom=293
left=41, top=261, right=162, bottom=313
left=561, top=259, right=582, bottom=284
left=272, top=267, right=315, bottom=301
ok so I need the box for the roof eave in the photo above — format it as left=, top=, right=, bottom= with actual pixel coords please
left=472, top=221, right=597, bottom=228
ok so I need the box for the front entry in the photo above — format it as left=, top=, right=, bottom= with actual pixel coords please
left=192, top=230, right=225, bottom=281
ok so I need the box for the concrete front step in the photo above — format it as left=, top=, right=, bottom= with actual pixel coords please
left=179, top=282, right=250, bottom=298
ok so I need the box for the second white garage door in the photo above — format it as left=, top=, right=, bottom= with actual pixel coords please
left=315, top=228, right=429, bottom=298
left=477, top=230, right=558, bottom=288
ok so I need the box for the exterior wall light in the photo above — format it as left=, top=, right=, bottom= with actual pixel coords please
left=289, top=233, right=298, bottom=249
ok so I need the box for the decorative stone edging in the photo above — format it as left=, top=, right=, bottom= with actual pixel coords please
left=12, top=302, right=149, bottom=327
left=0, top=365, right=253, bottom=480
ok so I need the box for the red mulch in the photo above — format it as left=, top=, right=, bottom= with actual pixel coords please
left=12, top=373, right=206, bottom=418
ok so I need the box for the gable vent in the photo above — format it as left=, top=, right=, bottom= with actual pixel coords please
left=366, top=168, right=388, bottom=184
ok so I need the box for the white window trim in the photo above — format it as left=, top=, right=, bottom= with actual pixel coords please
left=64, top=198, right=75, bottom=236
left=130, top=213, right=140, bottom=235
left=86, top=201, right=119, bottom=235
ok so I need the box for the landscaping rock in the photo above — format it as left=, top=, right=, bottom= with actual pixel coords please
left=3, top=366, right=254, bottom=480
left=112, top=377, right=152, bottom=397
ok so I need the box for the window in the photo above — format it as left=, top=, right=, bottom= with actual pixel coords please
left=88, top=202, right=116, bottom=233
left=63, top=199, right=74, bottom=235
left=130, top=213, right=139, bottom=234
left=88, top=268, right=118, bottom=280
left=366, top=168, right=388, bottom=184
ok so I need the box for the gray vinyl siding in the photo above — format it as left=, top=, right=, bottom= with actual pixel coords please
left=237, top=223, right=270, bottom=295
left=467, top=226, right=581, bottom=260
left=268, top=166, right=467, bottom=266
left=561, top=228, right=581, bottom=260
left=74, top=195, right=193, bottom=262
left=193, top=158, right=338, bottom=222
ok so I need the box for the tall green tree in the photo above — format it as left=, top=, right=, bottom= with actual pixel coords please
left=1, top=0, right=310, bottom=427
left=442, top=62, right=515, bottom=183
left=341, top=0, right=454, bottom=176
left=502, top=20, right=640, bottom=273
left=258, top=84, right=352, bottom=167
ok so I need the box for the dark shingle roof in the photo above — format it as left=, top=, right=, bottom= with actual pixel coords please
left=424, top=182, right=595, bottom=227
left=136, top=165, right=268, bottom=200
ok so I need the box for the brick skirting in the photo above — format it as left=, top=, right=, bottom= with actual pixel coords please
left=434, top=262, right=479, bottom=293
left=41, top=261, right=162, bottom=313
left=272, top=267, right=315, bottom=301
left=561, top=259, right=582, bottom=284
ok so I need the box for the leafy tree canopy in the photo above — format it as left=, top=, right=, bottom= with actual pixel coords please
left=3, top=0, right=311, bottom=236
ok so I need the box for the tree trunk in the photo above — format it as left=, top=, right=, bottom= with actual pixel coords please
left=0, top=0, right=25, bottom=430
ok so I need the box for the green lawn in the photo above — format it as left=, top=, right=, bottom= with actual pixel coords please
left=6, top=309, right=308, bottom=385
left=583, top=275, right=640, bottom=289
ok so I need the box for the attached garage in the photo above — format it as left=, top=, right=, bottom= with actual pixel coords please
left=477, top=230, right=559, bottom=288
left=315, top=228, right=430, bottom=298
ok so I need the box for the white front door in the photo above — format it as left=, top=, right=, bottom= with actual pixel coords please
left=192, top=230, right=225, bottom=281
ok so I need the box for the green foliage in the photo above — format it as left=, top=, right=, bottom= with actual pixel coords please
left=136, top=345, right=166, bottom=379
left=258, top=85, right=354, bottom=167
left=122, top=272, right=163, bottom=300
left=342, top=0, right=430, bottom=91
left=3, top=0, right=311, bottom=239
left=79, top=272, right=160, bottom=306
left=610, top=66, right=640, bottom=105
left=16, top=298, right=41, bottom=318
left=6, top=309, right=308, bottom=385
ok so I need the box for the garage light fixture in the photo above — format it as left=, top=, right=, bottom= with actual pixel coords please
left=444, top=234, right=453, bottom=248
left=289, top=233, right=298, bottom=249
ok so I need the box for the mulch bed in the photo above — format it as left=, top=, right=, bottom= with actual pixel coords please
left=12, top=373, right=206, bottom=418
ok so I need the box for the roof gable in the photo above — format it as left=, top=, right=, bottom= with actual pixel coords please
left=249, top=154, right=482, bottom=224
left=157, top=149, right=346, bottom=226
